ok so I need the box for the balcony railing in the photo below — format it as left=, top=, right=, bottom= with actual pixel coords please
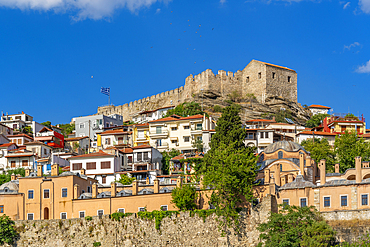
left=148, top=129, right=169, bottom=138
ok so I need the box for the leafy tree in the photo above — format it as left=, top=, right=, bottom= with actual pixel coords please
left=0, top=168, right=26, bottom=186
left=21, top=126, right=33, bottom=135
left=58, top=123, right=75, bottom=137
left=164, top=102, right=205, bottom=118
left=334, top=131, right=370, bottom=173
left=227, top=90, right=242, bottom=102
left=213, top=105, right=223, bottom=113
left=0, top=215, right=18, bottom=245
left=192, top=138, right=203, bottom=152
left=201, top=103, right=258, bottom=231
left=41, top=121, right=52, bottom=129
left=301, top=138, right=335, bottom=172
left=118, top=174, right=136, bottom=185
left=161, top=149, right=181, bottom=175
left=171, top=184, right=198, bottom=211
left=274, top=110, right=293, bottom=123
left=306, top=113, right=330, bottom=128
left=257, top=205, right=336, bottom=247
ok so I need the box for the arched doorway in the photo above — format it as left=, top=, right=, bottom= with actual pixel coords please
left=44, top=207, right=49, bottom=220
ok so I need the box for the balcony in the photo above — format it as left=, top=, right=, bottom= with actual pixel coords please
left=136, top=135, right=148, bottom=142
left=148, top=129, right=169, bottom=139
left=155, top=142, right=169, bottom=149
left=190, top=127, right=203, bottom=135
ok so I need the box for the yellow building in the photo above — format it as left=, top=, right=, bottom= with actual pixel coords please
left=133, top=123, right=150, bottom=147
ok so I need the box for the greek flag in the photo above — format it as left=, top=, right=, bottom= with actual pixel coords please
left=101, top=87, right=110, bottom=96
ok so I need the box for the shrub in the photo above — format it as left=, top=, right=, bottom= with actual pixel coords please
left=213, top=105, right=223, bottom=112
left=93, top=241, right=102, bottom=246
left=171, top=184, right=198, bottom=211
left=0, top=215, right=19, bottom=245
left=85, top=216, right=93, bottom=221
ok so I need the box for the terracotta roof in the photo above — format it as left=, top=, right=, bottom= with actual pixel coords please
left=132, top=145, right=152, bottom=149
left=7, top=134, right=33, bottom=139
left=296, top=131, right=337, bottom=136
left=65, top=136, right=89, bottom=141
left=254, top=60, right=296, bottom=72
left=245, top=119, right=276, bottom=123
left=6, top=153, right=34, bottom=158
left=34, top=136, right=54, bottom=141
left=24, top=141, right=50, bottom=147
left=0, top=143, right=17, bottom=148
left=269, top=123, right=294, bottom=126
left=361, top=133, right=370, bottom=138
left=68, top=150, right=114, bottom=159
left=328, top=120, right=364, bottom=124
left=135, top=123, right=149, bottom=127
left=308, top=104, right=331, bottom=109
left=149, top=114, right=203, bottom=123
left=119, top=148, right=133, bottom=154
left=100, top=129, right=132, bottom=136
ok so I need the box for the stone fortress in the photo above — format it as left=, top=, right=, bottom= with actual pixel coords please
left=97, top=60, right=298, bottom=121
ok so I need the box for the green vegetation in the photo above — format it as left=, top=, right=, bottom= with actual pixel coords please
left=93, top=242, right=102, bottom=247
left=261, top=109, right=293, bottom=123
left=301, top=138, right=336, bottom=172
left=192, top=138, right=203, bottom=152
left=213, top=105, right=223, bottom=113
left=163, top=102, right=205, bottom=118
left=345, top=113, right=359, bottom=120
left=58, top=123, right=75, bottom=137
left=200, top=103, right=258, bottom=231
left=306, top=113, right=330, bottom=128
left=85, top=216, right=93, bottom=221
left=340, top=234, right=370, bottom=246
left=245, top=93, right=257, bottom=102
left=21, top=126, right=33, bottom=135
left=0, top=215, right=19, bottom=245
left=334, top=131, right=370, bottom=173
left=171, top=184, right=198, bottom=211
left=189, top=209, right=216, bottom=222
left=227, top=90, right=243, bottom=103
left=117, top=174, right=136, bottom=185
left=257, top=205, right=336, bottom=247
left=110, top=212, right=134, bottom=221
left=0, top=168, right=25, bottom=186
left=41, top=121, right=52, bottom=129
left=161, top=149, right=181, bottom=175
left=137, top=210, right=179, bottom=230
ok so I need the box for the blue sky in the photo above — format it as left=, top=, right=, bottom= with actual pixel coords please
left=0, top=0, right=370, bottom=124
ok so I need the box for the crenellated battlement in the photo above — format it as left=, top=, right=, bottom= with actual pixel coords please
left=97, top=60, right=297, bottom=121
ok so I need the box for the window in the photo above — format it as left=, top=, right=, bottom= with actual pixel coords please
left=44, top=189, right=50, bottom=199
left=280, top=164, right=283, bottom=172
left=171, top=140, right=178, bottom=144
left=265, top=132, right=269, bottom=138
left=247, top=133, right=254, bottom=139
left=10, top=161, right=16, bottom=168
left=300, top=198, right=307, bottom=207
left=258, top=72, right=261, bottom=79
left=137, top=152, right=142, bottom=161
left=278, top=151, right=283, bottom=159
left=105, top=138, right=111, bottom=145
left=362, top=194, right=368, bottom=206
left=324, top=196, right=330, bottom=207
left=196, top=123, right=202, bottom=130
left=128, top=156, right=133, bottom=163
left=79, top=211, right=85, bottom=218
left=62, top=188, right=67, bottom=198
left=28, top=190, right=34, bottom=199
left=27, top=213, right=34, bottom=220
left=272, top=72, right=276, bottom=79
left=341, top=195, right=348, bottom=207
left=184, top=125, right=190, bottom=130
left=87, top=186, right=91, bottom=193
left=97, top=210, right=104, bottom=216
left=61, top=212, right=67, bottom=219
left=246, top=76, right=249, bottom=83
left=138, top=207, right=146, bottom=212
left=0, top=205, right=3, bottom=213
left=118, top=208, right=125, bottom=213
left=17, top=139, right=21, bottom=145
left=282, top=199, right=289, bottom=208
left=288, top=76, right=291, bottom=82
left=156, top=126, right=162, bottom=134
left=161, top=205, right=168, bottom=211
left=171, top=127, right=177, bottom=131
left=102, top=176, right=106, bottom=184
left=79, top=123, right=85, bottom=129
left=138, top=131, right=144, bottom=138
left=86, top=162, right=96, bottom=170
left=44, top=149, right=46, bottom=155
left=22, top=160, right=28, bottom=167
left=143, top=152, right=149, bottom=160
left=184, top=136, right=190, bottom=142
left=72, top=163, right=82, bottom=170
left=101, top=161, right=111, bottom=169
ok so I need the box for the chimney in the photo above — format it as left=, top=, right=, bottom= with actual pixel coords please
left=275, top=165, right=281, bottom=186
left=176, top=176, right=182, bottom=188
left=37, top=164, right=43, bottom=177
left=153, top=179, right=159, bottom=194
left=111, top=182, right=116, bottom=197
left=320, top=159, right=326, bottom=185
left=25, top=168, right=31, bottom=177
left=132, top=180, right=138, bottom=195
left=11, top=174, right=16, bottom=181
left=92, top=183, right=98, bottom=198
left=335, top=164, right=340, bottom=174
left=51, top=163, right=59, bottom=177
left=356, top=156, right=362, bottom=183
left=264, top=169, right=270, bottom=184
left=80, top=168, right=86, bottom=176
left=146, top=177, right=150, bottom=185
left=73, top=184, right=80, bottom=199
left=323, top=117, right=329, bottom=132
left=299, top=153, right=305, bottom=178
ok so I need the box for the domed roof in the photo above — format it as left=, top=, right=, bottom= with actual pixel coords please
left=264, top=141, right=308, bottom=154
left=0, top=180, right=19, bottom=192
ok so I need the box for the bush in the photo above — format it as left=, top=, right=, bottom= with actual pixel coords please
left=93, top=242, right=102, bottom=246
left=213, top=105, right=223, bottom=112
left=85, top=216, right=93, bottom=221
left=110, top=212, right=134, bottom=221
left=0, top=215, right=19, bottom=245
left=171, top=184, right=198, bottom=211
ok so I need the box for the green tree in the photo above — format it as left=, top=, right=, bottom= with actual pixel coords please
left=201, top=104, right=258, bottom=231
left=58, top=123, right=75, bottom=137
left=41, top=121, right=52, bottom=129
left=118, top=174, right=136, bottom=185
left=0, top=168, right=26, bottom=186
left=161, top=149, right=181, bottom=175
left=306, top=113, right=330, bottom=128
left=257, top=205, right=336, bottom=247
left=0, top=215, right=19, bottom=245
left=192, top=138, right=203, bottom=152
left=334, top=131, right=370, bottom=173
left=171, top=184, right=198, bottom=211
left=213, top=105, right=223, bottom=113
left=164, top=102, right=205, bottom=118
left=301, top=138, right=335, bottom=171
left=274, top=110, right=293, bottom=123
left=21, top=126, right=33, bottom=135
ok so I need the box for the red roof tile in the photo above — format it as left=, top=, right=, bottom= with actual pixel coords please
left=308, top=104, right=331, bottom=109
left=245, top=119, right=276, bottom=123
left=149, top=114, right=203, bottom=123
left=6, top=153, right=34, bottom=158
left=132, top=145, right=152, bottom=149
left=7, top=134, right=33, bottom=139
left=100, top=129, right=132, bottom=136
left=65, top=136, right=89, bottom=141
left=296, top=131, right=337, bottom=136
left=255, top=60, right=296, bottom=72
left=119, top=148, right=133, bottom=153
left=68, top=150, right=114, bottom=159
left=0, top=143, right=17, bottom=148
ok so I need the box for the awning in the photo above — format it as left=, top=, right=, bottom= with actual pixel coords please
left=170, top=137, right=178, bottom=141
left=35, top=136, right=53, bottom=141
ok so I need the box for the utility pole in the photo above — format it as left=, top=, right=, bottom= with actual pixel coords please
left=88, top=120, right=91, bottom=154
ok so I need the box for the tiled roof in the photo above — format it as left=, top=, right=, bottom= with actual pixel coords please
left=328, top=120, right=364, bottom=124
left=5, top=153, right=34, bottom=158
left=24, top=141, right=50, bottom=146
left=65, top=136, right=89, bottom=141
left=279, top=175, right=315, bottom=190
left=132, top=145, right=152, bottom=149
left=119, top=148, right=133, bottom=154
left=7, top=134, right=33, bottom=139
left=0, top=143, right=17, bottom=148
left=100, top=129, right=132, bottom=136
left=68, top=150, right=114, bottom=159
left=135, top=123, right=149, bottom=127
left=245, top=119, right=276, bottom=123
left=149, top=114, right=203, bottom=123
left=308, top=104, right=331, bottom=109
left=254, top=60, right=296, bottom=72
left=296, top=131, right=337, bottom=136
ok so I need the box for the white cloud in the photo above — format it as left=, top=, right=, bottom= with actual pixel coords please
left=155, top=8, right=160, bottom=13
left=220, top=0, right=226, bottom=3
left=359, top=0, right=370, bottom=13
left=344, top=41, right=361, bottom=50
left=343, top=1, right=350, bottom=9
left=356, top=60, right=370, bottom=73
left=0, top=0, right=171, bottom=20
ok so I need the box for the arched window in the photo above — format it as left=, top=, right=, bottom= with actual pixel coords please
left=3, top=187, right=8, bottom=192
left=278, top=151, right=283, bottom=159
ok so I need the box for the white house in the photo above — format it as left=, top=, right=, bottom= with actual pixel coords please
left=296, top=131, right=336, bottom=147
left=308, top=105, right=331, bottom=116
left=131, top=106, right=174, bottom=124
left=0, top=143, right=18, bottom=171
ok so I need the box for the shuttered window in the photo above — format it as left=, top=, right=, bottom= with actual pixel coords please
left=86, top=162, right=96, bottom=170
left=72, top=163, right=82, bottom=170
left=101, top=161, right=111, bottom=169
left=22, top=160, right=28, bottom=167
left=10, top=161, right=16, bottom=168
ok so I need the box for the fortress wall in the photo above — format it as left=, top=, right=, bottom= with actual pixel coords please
left=265, top=65, right=297, bottom=102
left=242, top=61, right=268, bottom=103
